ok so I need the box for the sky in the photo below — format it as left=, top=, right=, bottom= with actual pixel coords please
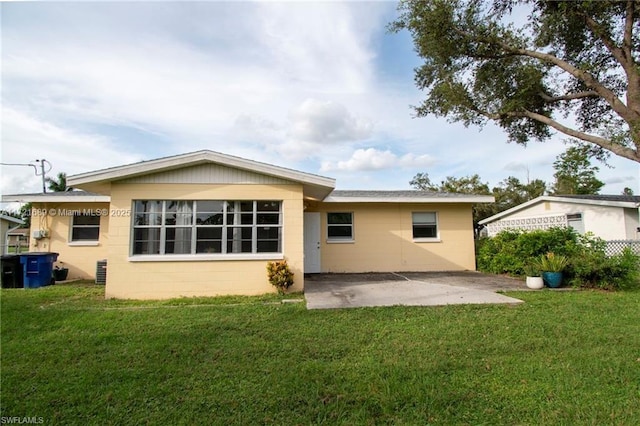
left=1, top=1, right=638, bottom=204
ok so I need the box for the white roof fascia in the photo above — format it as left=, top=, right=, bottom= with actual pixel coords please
left=479, top=195, right=639, bottom=225
left=0, top=214, right=23, bottom=224
left=1, top=194, right=111, bottom=203
left=549, top=196, right=639, bottom=209
left=68, top=150, right=336, bottom=190
left=323, top=195, right=495, bottom=203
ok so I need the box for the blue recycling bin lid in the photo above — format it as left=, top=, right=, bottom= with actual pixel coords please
left=19, top=252, right=59, bottom=262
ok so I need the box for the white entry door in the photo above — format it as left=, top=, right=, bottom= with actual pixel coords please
left=304, top=212, right=321, bottom=273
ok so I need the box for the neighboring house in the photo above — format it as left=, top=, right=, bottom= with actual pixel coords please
left=479, top=195, right=640, bottom=241
left=7, top=228, right=30, bottom=250
left=1, top=214, right=24, bottom=254
left=2, top=150, right=493, bottom=299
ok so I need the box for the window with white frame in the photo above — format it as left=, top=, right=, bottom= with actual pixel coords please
left=132, top=200, right=282, bottom=255
left=70, top=213, right=100, bottom=242
left=412, top=212, right=438, bottom=239
left=327, top=212, right=353, bottom=241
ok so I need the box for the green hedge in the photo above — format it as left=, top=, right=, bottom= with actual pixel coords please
left=477, top=227, right=640, bottom=290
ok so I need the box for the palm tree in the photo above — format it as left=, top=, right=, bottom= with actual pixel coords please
left=45, top=172, right=70, bottom=192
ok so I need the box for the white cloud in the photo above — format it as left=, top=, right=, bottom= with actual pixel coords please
left=2, top=2, right=385, bottom=151
left=0, top=107, right=141, bottom=196
left=288, top=99, right=373, bottom=145
left=257, top=2, right=378, bottom=94
left=321, top=148, right=435, bottom=172
left=603, top=175, right=635, bottom=185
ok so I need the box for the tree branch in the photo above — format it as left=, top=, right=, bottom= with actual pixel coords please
left=581, top=2, right=640, bottom=117
left=451, top=26, right=637, bottom=123
left=512, top=46, right=638, bottom=123
left=539, top=91, right=599, bottom=103
left=623, top=0, right=635, bottom=59
left=583, top=14, right=628, bottom=70
left=484, top=108, right=640, bottom=162
left=623, top=0, right=640, bottom=116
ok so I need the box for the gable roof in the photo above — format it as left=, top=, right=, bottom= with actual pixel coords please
left=479, top=195, right=640, bottom=225
left=67, top=150, right=336, bottom=200
left=1, top=190, right=110, bottom=203
left=324, top=190, right=494, bottom=203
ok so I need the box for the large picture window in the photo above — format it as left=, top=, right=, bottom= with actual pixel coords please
left=71, top=213, right=100, bottom=242
left=132, top=200, right=282, bottom=256
left=327, top=212, right=353, bottom=241
left=412, top=212, right=438, bottom=240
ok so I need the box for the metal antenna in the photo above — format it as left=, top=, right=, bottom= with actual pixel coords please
left=0, top=159, right=52, bottom=193
left=34, top=159, right=52, bottom=193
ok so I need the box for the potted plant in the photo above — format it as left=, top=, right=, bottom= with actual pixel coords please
left=539, top=252, right=568, bottom=288
left=523, top=262, right=544, bottom=290
left=53, top=262, right=69, bottom=281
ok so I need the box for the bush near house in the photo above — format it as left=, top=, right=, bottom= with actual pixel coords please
left=477, top=227, right=640, bottom=290
left=266, top=260, right=295, bottom=294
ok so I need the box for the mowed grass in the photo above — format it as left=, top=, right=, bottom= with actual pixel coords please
left=1, top=283, right=639, bottom=425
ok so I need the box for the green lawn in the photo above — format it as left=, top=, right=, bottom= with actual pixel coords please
left=1, top=283, right=639, bottom=425
left=5, top=246, right=29, bottom=254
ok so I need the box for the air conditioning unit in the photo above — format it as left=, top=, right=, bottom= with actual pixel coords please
left=32, top=230, right=49, bottom=239
left=96, top=260, right=107, bottom=285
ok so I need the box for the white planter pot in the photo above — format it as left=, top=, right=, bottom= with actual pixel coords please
left=526, top=276, right=544, bottom=289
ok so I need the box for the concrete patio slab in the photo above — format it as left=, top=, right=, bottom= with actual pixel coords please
left=304, top=271, right=525, bottom=309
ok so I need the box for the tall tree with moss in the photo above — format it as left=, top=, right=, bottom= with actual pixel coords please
left=390, top=0, right=640, bottom=163
left=551, top=146, right=604, bottom=195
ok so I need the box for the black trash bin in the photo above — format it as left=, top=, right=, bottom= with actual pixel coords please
left=1, top=255, right=24, bottom=288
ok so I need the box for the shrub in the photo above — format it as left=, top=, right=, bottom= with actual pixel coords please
left=477, top=227, right=581, bottom=276
left=478, top=228, right=640, bottom=290
left=568, top=248, right=640, bottom=290
left=266, top=260, right=295, bottom=294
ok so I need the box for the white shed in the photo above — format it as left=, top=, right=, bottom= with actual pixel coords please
left=479, top=195, right=640, bottom=241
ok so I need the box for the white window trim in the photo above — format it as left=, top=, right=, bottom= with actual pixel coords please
left=128, top=253, right=284, bottom=262
left=131, top=200, right=283, bottom=257
left=68, top=241, right=100, bottom=247
left=412, top=211, right=440, bottom=242
left=326, top=212, right=354, bottom=242
left=412, top=238, right=442, bottom=243
left=69, top=214, right=100, bottom=243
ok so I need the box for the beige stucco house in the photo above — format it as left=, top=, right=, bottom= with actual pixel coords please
left=2, top=150, right=493, bottom=299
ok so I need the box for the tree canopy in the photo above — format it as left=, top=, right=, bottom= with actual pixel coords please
left=45, top=172, right=69, bottom=192
left=409, top=144, right=610, bottom=224
left=551, top=145, right=605, bottom=194
left=390, top=0, right=640, bottom=163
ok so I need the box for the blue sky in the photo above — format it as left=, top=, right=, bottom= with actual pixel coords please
left=1, top=1, right=638, bottom=199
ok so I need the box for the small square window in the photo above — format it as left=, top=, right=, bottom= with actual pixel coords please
left=412, top=212, right=438, bottom=240
left=327, top=212, right=353, bottom=241
left=71, top=213, right=100, bottom=242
